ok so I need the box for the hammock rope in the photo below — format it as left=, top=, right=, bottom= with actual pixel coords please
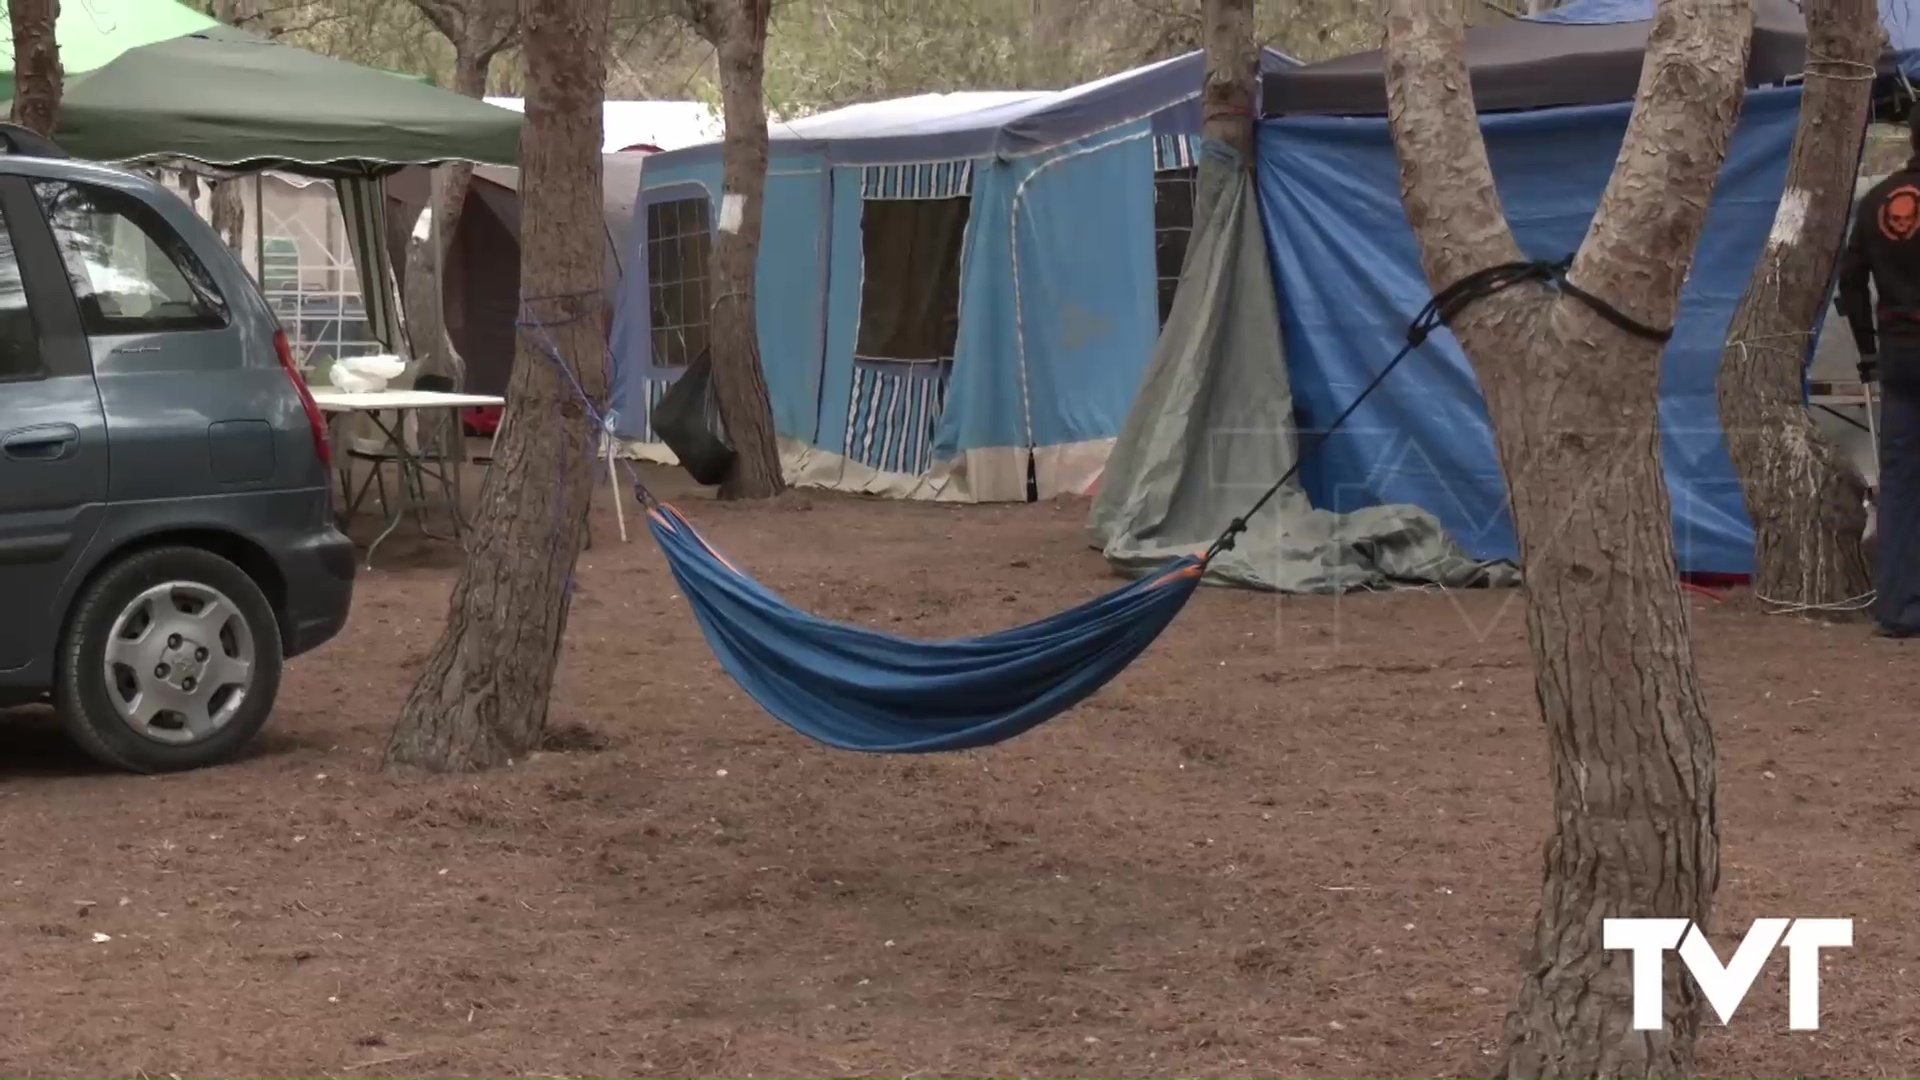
left=513, top=253, right=1662, bottom=753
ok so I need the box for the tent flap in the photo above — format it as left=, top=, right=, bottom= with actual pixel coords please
left=336, top=176, right=399, bottom=350
left=1088, top=139, right=1515, bottom=594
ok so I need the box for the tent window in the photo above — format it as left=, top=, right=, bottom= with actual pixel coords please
left=645, top=195, right=712, bottom=369
left=856, top=197, right=969, bottom=363
left=1153, top=166, right=1199, bottom=329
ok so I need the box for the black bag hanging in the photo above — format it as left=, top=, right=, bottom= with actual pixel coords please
left=650, top=349, right=735, bottom=486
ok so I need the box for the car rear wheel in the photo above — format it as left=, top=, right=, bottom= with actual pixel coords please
left=56, top=547, right=284, bottom=773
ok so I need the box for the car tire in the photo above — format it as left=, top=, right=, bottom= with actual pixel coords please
left=55, top=546, right=284, bottom=773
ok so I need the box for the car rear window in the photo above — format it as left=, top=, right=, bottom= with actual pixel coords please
left=33, top=179, right=229, bottom=336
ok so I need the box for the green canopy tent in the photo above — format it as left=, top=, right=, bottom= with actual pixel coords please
left=0, top=7, right=522, bottom=350
left=0, top=0, right=218, bottom=100
left=44, top=24, right=520, bottom=173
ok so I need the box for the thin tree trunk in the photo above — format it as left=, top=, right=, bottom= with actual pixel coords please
left=1029, top=0, right=1084, bottom=79
left=403, top=0, right=518, bottom=309
left=1716, top=0, right=1877, bottom=609
left=403, top=203, right=466, bottom=387
left=407, top=47, right=492, bottom=388
left=1201, top=0, right=1256, bottom=162
left=1383, top=0, right=1749, bottom=1074
left=691, top=0, right=785, bottom=499
left=208, top=0, right=260, bottom=255
left=386, top=0, right=609, bottom=772
left=210, top=180, right=246, bottom=255
left=438, top=48, right=492, bottom=262
left=8, top=0, right=61, bottom=139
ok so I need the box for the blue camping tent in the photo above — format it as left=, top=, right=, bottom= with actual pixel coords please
left=1252, top=0, right=1856, bottom=577
left=610, top=49, right=1297, bottom=502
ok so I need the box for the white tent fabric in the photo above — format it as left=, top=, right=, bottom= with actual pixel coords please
left=483, top=97, right=720, bottom=152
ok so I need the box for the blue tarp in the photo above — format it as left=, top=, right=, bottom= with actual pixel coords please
left=1533, top=0, right=1920, bottom=79
left=1256, top=85, right=1804, bottom=576
left=650, top=503, right=1201, bottom=752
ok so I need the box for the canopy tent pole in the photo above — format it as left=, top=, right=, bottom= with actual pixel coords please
left=253, top=172, right=265, bottom=287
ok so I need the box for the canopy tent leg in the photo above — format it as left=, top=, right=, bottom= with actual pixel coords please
left=253, top=173, right=265, bottom=288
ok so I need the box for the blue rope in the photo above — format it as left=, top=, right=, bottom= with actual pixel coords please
left=514, top=295, right=661, bottom=513
left=509, top=292, right=636, bottom=606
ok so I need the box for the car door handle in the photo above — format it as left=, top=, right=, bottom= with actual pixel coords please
left=2, top=424, right=79, bottom=461
left=110, top=344, right=161, bottom=354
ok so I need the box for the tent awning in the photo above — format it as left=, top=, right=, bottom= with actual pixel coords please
left=42, top=24, right=520, bottom=175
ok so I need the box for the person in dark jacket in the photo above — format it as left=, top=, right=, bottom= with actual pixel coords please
left=1837, top=111, right=1920, bottom=637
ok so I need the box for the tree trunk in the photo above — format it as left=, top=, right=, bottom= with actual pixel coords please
left=402, top=0, right=517, bottom=327
left=438, top=48, right=493, bottom=264
left=395, top=48, right=491, bottom=394
left=1200, top=0, right=1256, bottom=162
left=1382, top=0, right=1750, bottom=1074
left=209, top=180, right=246, bottom=255
left=385, top=0, right=609, bottom=772
left=1716, top=0, right=1877, bottom=610
left=403, top=204, right=466, bottom=388
left=208, top=0, right=260, bottom=256
left=695, top=0, right=786, bottom=500
left=1029, top=0, right=1084, bottom=77
left=8, top=0, right=61, bottom=139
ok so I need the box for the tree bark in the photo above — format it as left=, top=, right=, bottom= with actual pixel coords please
left=402, top=0, right=516, bottom=395
left=403, top=203, right=466, bottom=388
left=1200, top=0, right=1256, bottom=161
left=385, top=0, right=609, bottom=772
left=1382, top=0, right=1750, bottom=1074
left=437, top=49, right=494, bottom=264
left=1715, top=0, right=1877, bottom=610
left=209, top=179, right=246, bottom=254
left=687, top=0, right=786, bottom=500
left=8, top=0, right=61, bottom=139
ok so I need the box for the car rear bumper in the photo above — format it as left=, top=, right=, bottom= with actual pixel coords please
left=280, top=523, right=355, bottom=658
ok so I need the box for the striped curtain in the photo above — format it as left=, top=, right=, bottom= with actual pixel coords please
left=844, top=359, right=950, bottom=477
left=1152, top=135, right=1201, bottom=172
left=335, top=176, right=401, bottom=350
left=860, top=161, right=975, bottom=200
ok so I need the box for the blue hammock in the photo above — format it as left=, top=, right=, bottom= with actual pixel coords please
left=647, top=504, right=1203, bottom=753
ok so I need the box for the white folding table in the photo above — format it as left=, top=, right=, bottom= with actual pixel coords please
left=312, top=389, right=505, bottom=567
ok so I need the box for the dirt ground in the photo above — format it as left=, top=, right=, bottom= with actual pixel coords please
left=2, top=464, right=1917, bottom=1079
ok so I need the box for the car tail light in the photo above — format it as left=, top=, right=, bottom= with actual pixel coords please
left=274, top=330, right=332, bottom=469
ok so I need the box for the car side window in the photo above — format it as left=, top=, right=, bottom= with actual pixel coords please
left=0, top=203, right=42, bottom=381
left=31, top=179, right=229, bottom=336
